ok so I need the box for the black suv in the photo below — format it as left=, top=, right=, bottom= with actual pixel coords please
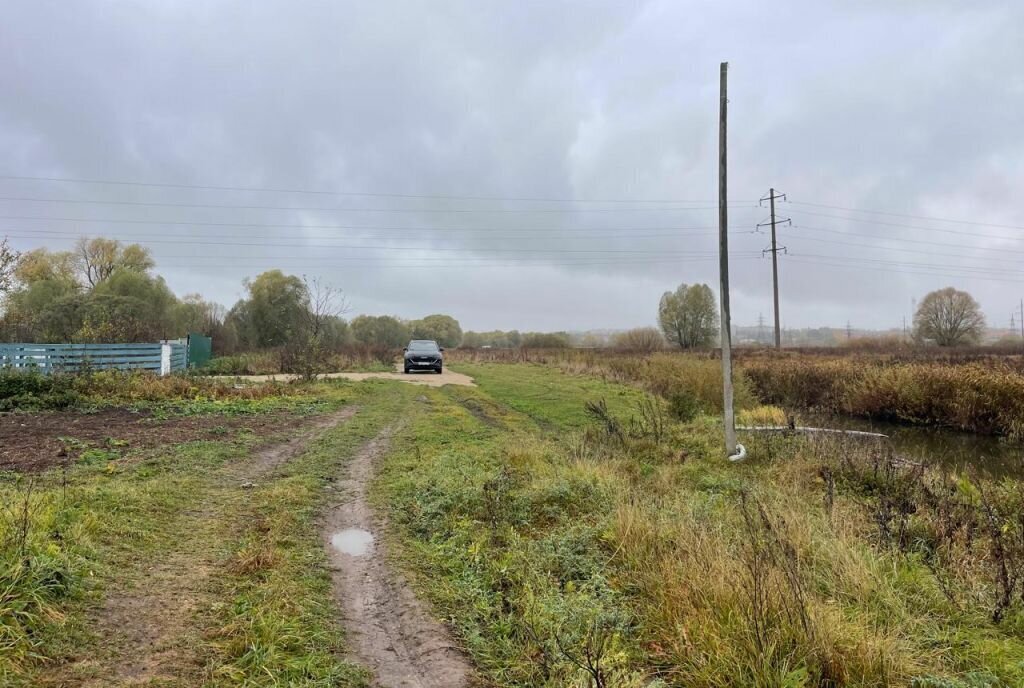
left=403, top=339, right=444, bottom=374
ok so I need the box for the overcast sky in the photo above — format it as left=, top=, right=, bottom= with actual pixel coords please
left=2, top=0, right=1022, bottom=332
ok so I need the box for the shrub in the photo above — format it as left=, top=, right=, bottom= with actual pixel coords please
left=611, top=327, right=665, bottom=353
left=0, top=370, right=81, bottom=411
left=667, top=391, right=700, bottom=421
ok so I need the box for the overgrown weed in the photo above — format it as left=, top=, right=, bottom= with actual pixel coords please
left=381, top=363, right=1024, bottom=686
left=0, top=367, right=310, bottom=413
left=743, top=356, right=1024, bottom=437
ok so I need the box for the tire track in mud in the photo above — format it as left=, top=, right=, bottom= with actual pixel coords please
left=322, top=427, right=474, bottom=688
left=238, top=406, right=357, bottom=481
left=56, top=408, right=358, bottom=687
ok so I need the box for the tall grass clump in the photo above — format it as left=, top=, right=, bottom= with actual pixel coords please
left=0, top=478, right=91, bottom=681
left=743, top=356, right=1024, bottom=437
left=579, top=406, right=1024, bottom=685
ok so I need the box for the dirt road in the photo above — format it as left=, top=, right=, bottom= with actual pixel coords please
left=219, top=367, right=475, bottom=387
left=321, top=427, right=474, bottom=687
left=65, top=409, right=359, bottom=687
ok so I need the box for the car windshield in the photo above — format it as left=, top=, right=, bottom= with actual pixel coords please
left=408, top=341, right=439, bottom=352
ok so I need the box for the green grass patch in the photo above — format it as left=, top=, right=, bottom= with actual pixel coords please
left=454, top=362, right=650, bottom=431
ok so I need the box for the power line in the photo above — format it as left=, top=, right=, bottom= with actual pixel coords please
left=791, top=223, right=1024, bottom=256
left=0, top=232, right=755, bottom=255
left=0, top=213, right=729, bottom=235
left=788, top=200, right=1024, bottom=231
left=154, top=251, right=755, bottom=261
left=0, top=173, right=758, bottom=205
left=0, top=195, right=759, bottom=214
left=787, top=208, right=1022, bottom=240
left=788, top=252, right=1024, bottom=280
left=63, top=256, right=766, bottom=271
left=793, top=251, right=1024, bottom=275
left=130, top=255, right=758, bottom=266
left=787, top=231, right=1024, bottom=264
left=0, top=223, right=720, bottom=241
left=785, top=256, right=1024, bottom=285
left=0, top=227, right=723, bottom=243
left=0, top=210, right=755, bottom=234
left=2, top=231, right=723, bottom=247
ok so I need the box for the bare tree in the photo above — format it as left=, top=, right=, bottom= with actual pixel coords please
left=0, top=236, right=18, bottom=295
left=913, top=287, right=985, bottom=346
left=289, top=277, right=351, bottom=378
left=304, top=276, right=350, bottom=338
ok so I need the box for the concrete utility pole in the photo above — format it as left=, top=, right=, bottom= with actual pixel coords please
left=1020, top=299, right=1023, bottom=346
left=718, top=61, right=738, bottom=459
left=758, top=189, right=789, bottom=349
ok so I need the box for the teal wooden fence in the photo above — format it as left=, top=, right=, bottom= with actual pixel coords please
left=0, top=341, right=188, bottom=375
left=168, top=342, right=187, bottom=372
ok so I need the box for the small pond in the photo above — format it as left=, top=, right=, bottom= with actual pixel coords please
left=798, top=413, right=1024, bottom=479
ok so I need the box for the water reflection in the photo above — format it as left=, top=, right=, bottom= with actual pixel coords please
left=330, top=528, right=375, bottom=556
left=803, top=413, right=1024, bottom=479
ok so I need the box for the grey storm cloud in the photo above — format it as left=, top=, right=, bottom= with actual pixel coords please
left=1, top=0, right=1022, bottom=332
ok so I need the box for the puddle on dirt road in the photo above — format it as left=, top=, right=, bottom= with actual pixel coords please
left=330, top=528, right=375, bottom=556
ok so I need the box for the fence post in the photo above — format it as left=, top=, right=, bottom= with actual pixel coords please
left=160, top=343, right=172, bottom=376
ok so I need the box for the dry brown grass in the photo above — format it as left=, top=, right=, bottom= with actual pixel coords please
left=742, top=356, right=1024, bottom=437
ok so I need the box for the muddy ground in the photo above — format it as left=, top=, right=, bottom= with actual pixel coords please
left=218, top=366, right=476, bottom=388
left=0, top=408, right=315, bottom=473
left=322, top=426, right=474, bottom=687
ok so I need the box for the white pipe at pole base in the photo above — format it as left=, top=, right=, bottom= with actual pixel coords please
left=728, top=443, right=747, bottom=462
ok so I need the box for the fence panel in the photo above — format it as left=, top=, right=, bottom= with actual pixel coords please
left=169, top=342, right=187, bottom=371
left=0, top=342, right=189, bottom=376
left=187, top=333, right=212, bottom=368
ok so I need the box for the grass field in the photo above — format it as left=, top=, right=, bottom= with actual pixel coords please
left=2, top=362, right=1024, bottom=686
left=451, top=347, right=1024, bottom=438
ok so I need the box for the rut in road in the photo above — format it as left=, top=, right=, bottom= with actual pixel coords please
left=322, top=427, right=474, bottom=688
left=55, top=408, right=358, bottom=687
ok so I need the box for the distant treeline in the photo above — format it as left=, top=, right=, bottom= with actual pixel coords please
left=0, top=236, right=588, bottom=357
